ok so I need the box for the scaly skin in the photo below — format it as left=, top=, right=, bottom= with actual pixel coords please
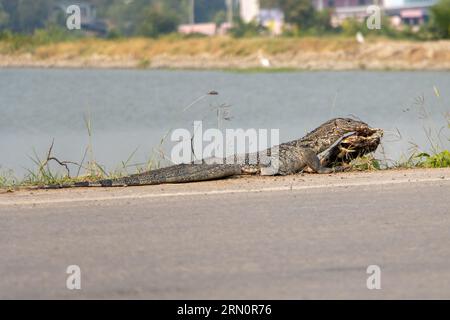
left=46, top=118, right=383, bottom=188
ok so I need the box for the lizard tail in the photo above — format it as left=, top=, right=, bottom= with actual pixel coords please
left=43, top=163, right=242, bottom=188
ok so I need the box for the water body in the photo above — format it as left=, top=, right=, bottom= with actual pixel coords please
left=0, top=69, right=449, bottom=177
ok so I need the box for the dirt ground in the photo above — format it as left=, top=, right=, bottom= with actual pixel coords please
left=1, top=37, right=449, bottom=70
left=1, top=167, right=449, bottom=206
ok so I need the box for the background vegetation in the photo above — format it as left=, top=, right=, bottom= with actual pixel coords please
left=0, top=0, right=449, bottom=40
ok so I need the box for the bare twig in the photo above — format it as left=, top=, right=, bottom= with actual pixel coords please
left=40, top=139, right=81, bottom=178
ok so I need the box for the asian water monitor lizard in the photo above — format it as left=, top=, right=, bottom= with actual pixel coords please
left=45, top=118, right=383, bottom=188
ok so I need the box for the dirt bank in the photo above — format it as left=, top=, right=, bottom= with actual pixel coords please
left=1, top=168, right=449, bottom=205
left=1, top=37, right=449, bottom=70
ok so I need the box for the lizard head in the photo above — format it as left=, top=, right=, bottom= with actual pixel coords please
left=331, top=118, right=374, bottom=135
left=312, top=118, right=383, bottom=141
left=324, top=118, right=382, bottom=141
left=303, top=117, right=383, bottom=155
left=322, top=118, right=384, bottom=164
left=315, top=116, right=381, bottom=137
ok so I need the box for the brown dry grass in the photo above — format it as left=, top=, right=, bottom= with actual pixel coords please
left=0, top=36, right=449, bottom=70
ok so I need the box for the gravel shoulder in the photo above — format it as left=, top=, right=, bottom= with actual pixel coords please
left=1, top=168, right=449, bottom=207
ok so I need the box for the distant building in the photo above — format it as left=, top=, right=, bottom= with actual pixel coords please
left=239, top=0, right=285, bottom=35
left=384, top=0, right=438, bottom=26
left=384, top=0, right=437, bottom=8
left=218, top=22, right=234, bottom=35
left=313, top=0, right=438, bottom=26
left=312, top=0, right=378, bottom=27
left=313, top=0, right=376, bottom=11
left=179, top=1, right=284, bottom=36
left=240, top=0, right=260, bottom=23
left=178, top=23, right=217, bottom=36
left=259, top=8, right=285, bottom=35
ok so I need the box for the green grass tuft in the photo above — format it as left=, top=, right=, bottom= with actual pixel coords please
left=417, top=150, right=450, bottom=168
left=349, top=155, right=381, bottom=171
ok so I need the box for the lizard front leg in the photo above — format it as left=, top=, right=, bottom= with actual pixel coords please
left=303, top=149, right=348, bottom=174
left=260, top=146, right=347, bottom=176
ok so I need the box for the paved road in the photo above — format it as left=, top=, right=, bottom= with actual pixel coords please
left=1, top=169, right=450, bottom=299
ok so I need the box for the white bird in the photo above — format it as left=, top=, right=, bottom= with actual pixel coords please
left=356, top=32, right=365, bottom=44
left=257, top=49, right=271, bottom=68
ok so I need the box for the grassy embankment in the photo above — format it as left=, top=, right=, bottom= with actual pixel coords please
left=1, top=35, right=450, bottom=70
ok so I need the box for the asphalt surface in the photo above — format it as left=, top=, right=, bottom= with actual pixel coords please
left=1, top=168, right=450, bottom=299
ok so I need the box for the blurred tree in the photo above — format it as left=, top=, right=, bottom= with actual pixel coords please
left=230, top=18, right=265, bottom=37
left=0, top=0, right=236, bottom=36
left=137, top=5, right=179, bottom=37
left=0, top=3, right=9, bottom=29
left=430, top=0, right=450, bottom=38
left=194, top=0, right=226, bottom=23
left=313, top=8, right=333, bottom=33
left=213, top=10, right=227, bottom=26
left=105, top=0, right=187, bottom=36
left=5, top=0, right=55, bottom=33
